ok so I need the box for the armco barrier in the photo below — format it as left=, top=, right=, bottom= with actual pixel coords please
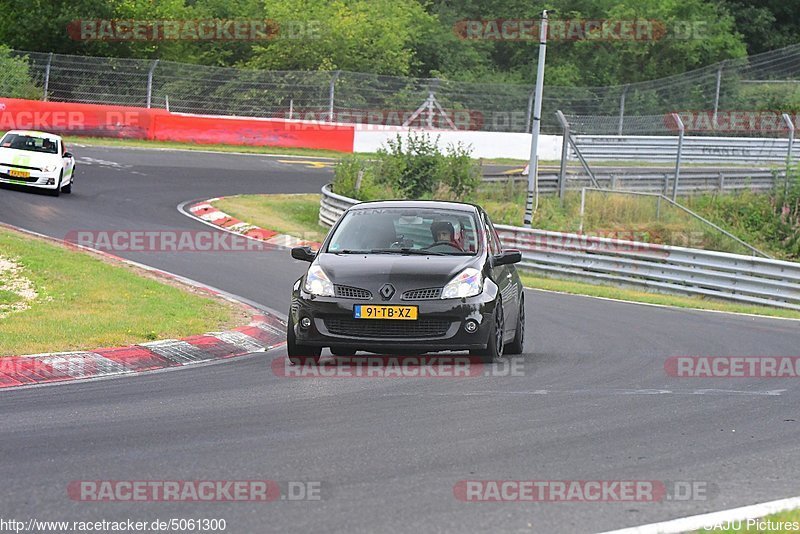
left=484, top=167, right=780, bottom=194
left=319, top=183, right=800, bottom=310
left=573, top=135, right=800, bottom=164
left=0, top=98, right=355, bottom=152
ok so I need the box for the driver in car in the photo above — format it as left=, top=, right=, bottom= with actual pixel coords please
left=429, top=220, right=463, bottom=251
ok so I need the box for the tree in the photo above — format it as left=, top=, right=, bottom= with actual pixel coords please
left=0, top=46, right=41, bottom=99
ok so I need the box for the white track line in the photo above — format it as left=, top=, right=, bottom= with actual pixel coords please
left=598, top=495, right=800, bottom=534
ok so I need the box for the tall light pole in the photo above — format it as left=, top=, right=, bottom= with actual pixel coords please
left=524, top=10, right=548, bottom=228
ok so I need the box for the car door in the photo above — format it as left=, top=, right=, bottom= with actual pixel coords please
left=61, top=141, right=74, bottom=180
left=483, top=213, right=516, bottom=339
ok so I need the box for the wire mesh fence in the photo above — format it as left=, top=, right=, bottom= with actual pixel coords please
left=3, top=44, right=800, bottom=133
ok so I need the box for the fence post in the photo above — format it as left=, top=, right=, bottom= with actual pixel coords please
left=655, top=195, right=661, bottom=221
left=718, top=172, right=724, bottom=192
left=558, top=110, right=570, bottom=202
left=783, top=113, right=795, bottom=194
left=525, top=90, right=535, bottom=133
left=427, top=90, right=435, bottom=129
left=42, top=52, right=53, bottom=101
left=712, top=64, right=723, bottom=129
left=671, top=112, right=685, bottom=201
left=579, top=187, right=586, bottom=233
left=328, top=70, right=341, bottom=122
left=617, top=85, right=628, bottom=135
left=146, top=59, right=159, bottom=109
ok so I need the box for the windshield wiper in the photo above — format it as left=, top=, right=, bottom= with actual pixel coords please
left=369, top=248, right=447, bottom=256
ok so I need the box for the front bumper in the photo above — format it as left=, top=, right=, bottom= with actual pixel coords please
left=291, top=286, right=498, bottom=353
left=0, top=168, right=60, bottom=189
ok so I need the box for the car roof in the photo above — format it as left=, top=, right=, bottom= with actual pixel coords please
left=2, top=130, right=62, bottom=141
left=349, top=200, right=481, bottom=214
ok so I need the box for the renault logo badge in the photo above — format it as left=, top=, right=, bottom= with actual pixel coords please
left=379, top=283, right=395, bottom=300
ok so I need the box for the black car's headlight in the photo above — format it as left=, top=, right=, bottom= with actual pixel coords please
left=441, top=268, right=483, bottom=299
left=303, top=264, right=335, bottom=297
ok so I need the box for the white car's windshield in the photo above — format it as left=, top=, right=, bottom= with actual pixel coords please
left=327, top=207, right=481, bottom=255
left=0, top=133, right=59, bottom=154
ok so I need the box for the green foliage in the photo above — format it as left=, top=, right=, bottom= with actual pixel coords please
left=0, top=0, right=761, bottom=87
left=377, top=133, right=443, bottom=198
left=0, top=46, right=40, bottom=99
left=246, top=0, right=435, bottom=75
left=332, top=133, right=481, bottom=201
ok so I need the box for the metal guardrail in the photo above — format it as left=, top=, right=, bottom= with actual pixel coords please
left=319, top=183, right=800, bottom=310
left=572, top=135, right=800, bottom=164
left=483, top=167, right=780, bottom=194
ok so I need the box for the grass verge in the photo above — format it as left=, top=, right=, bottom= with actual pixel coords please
left=210, top=194, right=800, bottom=320
left=519, top=274, right=800, bottom=320
left=214, top=194, right=329, bottom=243
left=63, top=135, right=351, bottom=159
left=0, top=226, right=244, bottom=356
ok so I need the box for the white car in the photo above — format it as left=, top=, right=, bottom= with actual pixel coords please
left=0, top=130, right=75, bottom=196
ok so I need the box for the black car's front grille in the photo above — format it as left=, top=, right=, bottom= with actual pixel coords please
left=334, top=285, right=372, bottom=300
left=0, top=172, right=38, bottom=183
left=402, top=287, right=442, bottom=300
left=324, top=318, right=450, bottom=338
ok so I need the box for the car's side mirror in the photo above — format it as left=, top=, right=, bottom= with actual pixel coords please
left=492, top=249, right=522, bottom=266
left=291, top=246, right=316, bottom=262
left=63, top=152, right=73, bottom=159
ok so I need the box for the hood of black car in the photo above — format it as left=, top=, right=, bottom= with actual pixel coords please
left=316, top=252, right=479, bottom=292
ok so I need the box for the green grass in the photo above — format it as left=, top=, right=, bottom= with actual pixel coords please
left=210, top=194, right=800, bottom=320
left=695, top=509, right=800, bottom=532
left=64, top=135, right=351, bottom=159
left=0, top=227, right=242, bottom=356
left=468, top=184, right=785, bottom=257
left=0, top=289, right=21, bottom=306
left=214, top=194, right=330, bottom=243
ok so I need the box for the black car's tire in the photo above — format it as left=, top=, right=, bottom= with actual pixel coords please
left=330, top=346, right=357, bottom=357
left=505, top=295, right=525, bottom=355
left=287, top=313, right=321, bottom=365
left=471, top=298, right=504, bottom=364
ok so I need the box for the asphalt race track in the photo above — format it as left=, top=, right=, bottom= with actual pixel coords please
left=1, top=145, right=799, bottom=533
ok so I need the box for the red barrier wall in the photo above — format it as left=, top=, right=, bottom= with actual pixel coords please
left=0, top=98, right=355, bottom=152
left=152, top=113, right=354, bottom=152
left=0, top=98, right=164, bottom=139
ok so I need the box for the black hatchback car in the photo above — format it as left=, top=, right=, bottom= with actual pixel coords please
left=288, top=200, right=525, bottom=363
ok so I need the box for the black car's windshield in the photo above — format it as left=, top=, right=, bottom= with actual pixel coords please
left=327, top=207, right=481, bottom=256
left=0, top=133, right=59, bottom=154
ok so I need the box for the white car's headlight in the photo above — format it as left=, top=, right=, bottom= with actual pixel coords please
left=42, top=164, right=59, bottom=172
left=441, top=268, right=483, bottom=299
left=303, top=264, right=334, bottom=297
